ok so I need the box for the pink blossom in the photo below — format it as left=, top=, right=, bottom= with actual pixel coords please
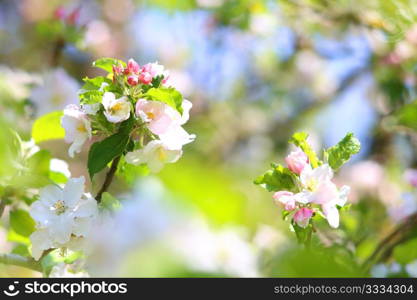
left=126, top=59, right=140, bottom=74
left=127, top=75, right=139, bottom=86
left=135, top=99, right=176, bottom=135
left=405, top=169, right=417, bottom=187
left=54, top=7, right=66, bottom=20
left=293, top=208, right=313, bottom=228
left=112, top=65, right=123, bottom=76
left=138, top=72, right=153, bottom=85
left=285, top=148, right=309, bottom=174
left=273, top=191, right=296, bottom=211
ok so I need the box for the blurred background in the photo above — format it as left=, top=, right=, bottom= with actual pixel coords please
left=1, top=0, right=417, bottom=277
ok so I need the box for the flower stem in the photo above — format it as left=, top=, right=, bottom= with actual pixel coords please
left=0, top=253, right=42, bottom=272
left=95, top=156, right=121, bottom=203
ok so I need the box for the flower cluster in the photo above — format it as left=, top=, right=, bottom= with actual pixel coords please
left=274, top=154, right=350, bottom=229
left=255, top=132, right=360, bottom=236
left=29, top=177, right=97, bottom=260
left=61, top=58, right=195, bottom=174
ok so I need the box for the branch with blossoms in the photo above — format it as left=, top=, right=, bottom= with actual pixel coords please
left=255, top=132, right=360, bottom=246
left=0, top=58, right=195, bottom=276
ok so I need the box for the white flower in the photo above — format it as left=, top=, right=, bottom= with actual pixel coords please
left=102, top=92, right=130, bottom=123
left=125, top=140, right=182, bottom=173
left=298, top=164, right=350, bottom=228
left=29, top=177, right=98, bottom=260
left=406, top=260, right=417, bottom=278
left=49, top=262, right=90, bottom=278
left=82, top=103, right=100, bottom=115
left=30, top=68, right=79, bottom=117
left=61, top=105, right=92, bottom=158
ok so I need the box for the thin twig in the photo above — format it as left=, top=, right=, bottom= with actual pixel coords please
left=363, top=212, right=417, bottom=271
left=0, top=199, right=6, bottom=218
left=50, top=38, right=65, bottom=67
left=0, top=253, right=42, bottom=272
left=95, top=156, right=121, bottom=203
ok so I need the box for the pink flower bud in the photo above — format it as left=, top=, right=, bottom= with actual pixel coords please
left=126, top=59, right=140, bottom=74
left=273, top=191, right=296, bottom=211
left=293, top=208, right=313, bottom=228
left=113, top=65, right=123, bottom=76
left=127, top=75, right=139, bottom=86
left=54, top=7, right=66, bottom=20
left=66, top=7, right=81, bottom=25
left=285, top=148, right=309, bottom=175
left=139, top=72, right=153, bottom=85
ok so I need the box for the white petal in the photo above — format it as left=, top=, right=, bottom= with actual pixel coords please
left=159, top=126, right=195, bottom=150
left=30, top=201, right=55, bottom=226
left=49, top=214, right=74, bottom=244
left=74, top=197, right=98, bottom=218
left=322, top=204, right=339, bottom=228
left=72, top=218, right=93, bottom=237
left=39, top=185, right=63, bottom=207
left=337, top=185, right=350, bottom=207
left=125, top=149, right=147, bottom=165
left=30, top=229, right=53, bottom=260
left=63, top=177, right=85, bottom=208
left=180, top=99, right=192, bottom=125
left=102, top=92, right=115, bottom=109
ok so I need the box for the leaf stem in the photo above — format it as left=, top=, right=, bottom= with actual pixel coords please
left=95, top=156, right=121, bottom=203
left=0, top=253, right=42, bottom=272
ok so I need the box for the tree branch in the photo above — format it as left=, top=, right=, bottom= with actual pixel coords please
left=95, top=156, right=121, bottom=203
left=0, top=253, right=42, bottom=272
left=363, top=211, right=417, bottom=271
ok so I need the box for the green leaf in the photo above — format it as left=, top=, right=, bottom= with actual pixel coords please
left=87, top=118, right=134, bottom=179
left=289, top=132, right=320, bottom=168
left=7, top=228, right=30, bottom=245
left=9, top=209, right=36, bottom=237
left=254, top=164, right=297, bottom=192
left=395, top=100, right=417, bottom=131
left=100, top=192, right=122, bottom=212
left=40, top=249, right=83, bottom=277
left=32, top=111, right=65, bottom=143
left=393, top=238, right=417, bottom=265
left=92, top=58, right=126, bottom=73
left=325, top=133, right=361, bottom=170
left=145, top=87, right=183, bottom=114
left=27, top=150, right=51, bottom=176
left=292, top=222, right=313, bottom=246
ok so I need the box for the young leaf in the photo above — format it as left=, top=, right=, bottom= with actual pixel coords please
left=87, top=118, right=134, bottom=179
left=32, top=111, right=65, bottom=143
left=92, top=57, right=126, bottom=73
left=289, top=132, right=320, bottom=168
left=9, top=209, right=36, bottom=237
left=325, top=133, right=360, bottom=170
left=254, top=164, right=297, bottom=192
left=145, top=87, right=183, bottom=114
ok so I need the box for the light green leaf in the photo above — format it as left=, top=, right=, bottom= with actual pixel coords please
left=100, top=192, right=122, bottom=212
left=393, top=238, right=417, bottom=265
left=289, top=132, right=320, bottom=168
left=145, top=87, right=183, bottom=114
left=32, top=111, right=65, bottom=143
left=254, top=164, right=297, bottom=192
left=9, top=209, right=36, bottom=237
left=325, top=133, right=361, bottom=170
left=92, top=57, right=126, bottom=73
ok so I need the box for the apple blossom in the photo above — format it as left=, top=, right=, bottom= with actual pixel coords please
left=126, top=58, right=140, bottom=74
left=273, top=191, right=296, bottom=211
left=29, top=177, right=98, bottom=260
left=102, top=92, right=131, bottom=123
left=61, top=104, right=92, bottom=158
left=293, top=208, right=313, bottom=228
left=135, top=99, right=176, bottom=135
left=285, top=148, right=309, bottom=174
left=125, top=140, right=182, bottom=173
left=127, top=75, right=139, bottom=86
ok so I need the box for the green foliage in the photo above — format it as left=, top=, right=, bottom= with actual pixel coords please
left=79, top=76, right=111, bottom=105
left=289, top=132, right=320, bottom=168
left=100, top=192, right=122, bottom=212
left=291, top=222, right=313, bottom=246
left=254, top=164, right=297, bottom=192
left=9, top=209, right=35, bottom=237
left=393, top=238, right=417, bottom=265
left=32, top=111, right=65, bottom=143
left=145, top=87, right=184, bottom=114
left=395, top=100, right=417, bottom=131
left=87, top=117, right=134, bottom=179
left=92, top=57, right=126, bottom=73
left=325, top=133, right=361, bottom=170
left=40, top=249, right=83, bottom=277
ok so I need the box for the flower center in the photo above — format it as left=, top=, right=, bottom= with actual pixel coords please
left=53, top=200, right=66, bottom=215
left=77, top=123, right=87, bottom=133
left=146, top=112, right=155, bottom=120
left=157, top=147, right=167, bottom=161
left=110, top=102, right=124, bottom=113
left=306, top=178, right=318, bottom=191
